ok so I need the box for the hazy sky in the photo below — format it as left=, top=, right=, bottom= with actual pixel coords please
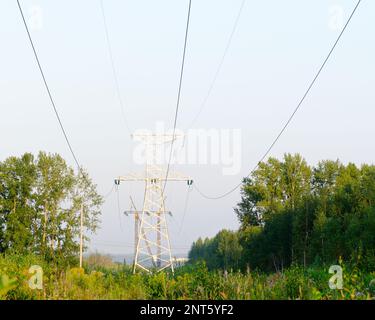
left=0, top=0, right=374, bottom=255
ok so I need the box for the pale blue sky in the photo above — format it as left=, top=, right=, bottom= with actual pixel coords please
left=0, top=0, right=374, bottom=254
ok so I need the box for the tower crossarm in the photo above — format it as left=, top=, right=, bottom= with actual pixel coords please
left=115, top=171, right=193, bottom=185
left=115, top=173, right=146, bottom=184
left=160, top=170, right=191, bottom=182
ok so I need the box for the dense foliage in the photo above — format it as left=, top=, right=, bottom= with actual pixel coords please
left=1, top=152, right=374, bottom=300
left=189, top=154, right=375, bottom=272
left=0, top=152, right=102, bottom=265
left=0, top=253, right=374, bottom=300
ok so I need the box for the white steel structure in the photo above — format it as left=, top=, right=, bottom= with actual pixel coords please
left=115, top=133, right=192, bottom=273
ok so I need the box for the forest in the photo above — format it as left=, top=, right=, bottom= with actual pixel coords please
left=189, top=154, right=375, bottom=273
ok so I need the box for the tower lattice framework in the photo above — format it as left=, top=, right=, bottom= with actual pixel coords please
left=115, top=133, right=192, bottom=273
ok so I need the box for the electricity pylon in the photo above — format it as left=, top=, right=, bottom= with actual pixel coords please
left=115, top=132, right=193, bottom=273
left=124, top=197, right=141, bottom=262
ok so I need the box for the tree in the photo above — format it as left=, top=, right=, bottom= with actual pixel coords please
left=235, top=157, right=284, bottom=227
left=188, top=231, right=242, bottom=270
left=192, top=154, right=375, bottom=272
left=0, top=152, right=103, bottom=265
left=235, top=154, right=311, bottom=228
left=281, top=153, right=311, bottom=210
left=0, top=153, right=37, bottom=253
left=217, top=230, right=242, bottom=270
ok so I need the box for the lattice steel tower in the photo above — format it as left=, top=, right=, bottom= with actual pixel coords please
left=115, top=133, right=192, bottom=273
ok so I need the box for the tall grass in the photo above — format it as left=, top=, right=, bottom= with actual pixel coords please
left=0, top=253, right=374, bottom=300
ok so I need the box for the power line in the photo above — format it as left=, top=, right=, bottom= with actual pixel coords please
left=194, top=0, right=362, bottom=200
left=178, top=185, right=193, bottom=235
left=115, top=184, right=124, bottom=231
left=187, top=0, right=246, bottom=129
left=17, top=0, right=81, bottom=171
left=103, top=183, right=116, bottom=200
left=163, top=0, right=192, bottom=193
left=100, top=0, right=132, bottom=134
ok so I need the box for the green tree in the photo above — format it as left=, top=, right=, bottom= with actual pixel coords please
left=235, top=154, right=311, bottom=228
left=0, top=153, right=37, bottom=253
left=0, top=152, right=103, bottom=265
left=217, top=230, right=242, bottom=270
left=192, top=154, right=375, bottom=272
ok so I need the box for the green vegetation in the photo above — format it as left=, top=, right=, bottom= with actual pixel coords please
left=189, top=154, right=375, bottom=273
left=0, top=152, right=102, bottom=266
left=1, top=152, right=374, bottom=300
left=0, top=253, right=374, bottom=300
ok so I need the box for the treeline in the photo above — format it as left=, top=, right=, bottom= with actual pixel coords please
left=189, top=154, right=375, bottom=272
left=0, top=152, right=102, bottom=265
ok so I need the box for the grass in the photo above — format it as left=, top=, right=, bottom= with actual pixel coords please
left=0, top=253, right=374, bottom=300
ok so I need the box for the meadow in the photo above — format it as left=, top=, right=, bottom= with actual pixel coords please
left=1, top=253, right=374, bottom=300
